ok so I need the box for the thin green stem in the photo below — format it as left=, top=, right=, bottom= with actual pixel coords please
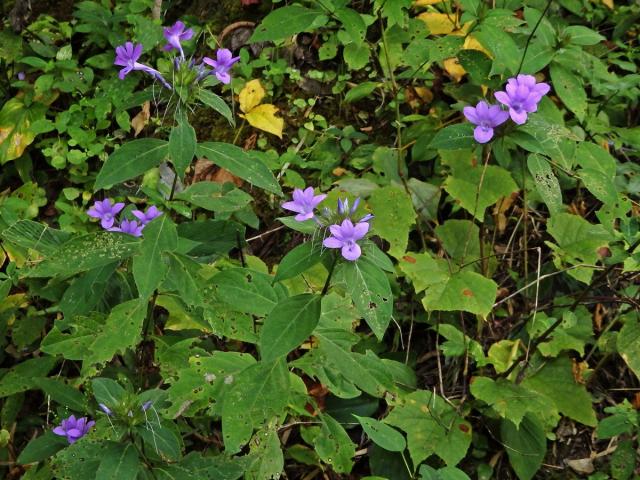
left=321, top=253, right=339, bottom=296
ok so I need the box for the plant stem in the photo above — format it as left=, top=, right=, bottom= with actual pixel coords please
left=321, top=253, right=338, bottom=296
left=516, top=0, right=553, bottom=75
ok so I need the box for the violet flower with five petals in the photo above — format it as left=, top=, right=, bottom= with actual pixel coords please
left=163, top=21, right=194, bottom=58
left=132, top=206, right=163, bottom=225
left=114, top=42, right=172, bottom=89
left=109, top=219, right=144, bottom=237
left=463, top=101, right=509, bottom=143
left=53, top=415, right=94, bottom=444
left=494, top=74, right=550, bottom=125
left=323, top=219, right=370, bottom=261
left=282, top=187, right=327, bottom=222
left=203, top=49, right=240, bottom=84
left=87, top=198, right=125, bottom=229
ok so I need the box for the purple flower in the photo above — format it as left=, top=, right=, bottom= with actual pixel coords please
left=52, top=415, right=95, bottom=444
left=323, top=219, right=370, bottom=261
left=141, top=401, right=153, bottom=412
left=132, top=206, right=163, bottom=225
left=98, top=403, right=113, bottom=416
left=163, top=21, right=194, bottom=58
left=114, top=42, right=172, bottom=89
left=87, top=198, right=125, bottom=229
left=17, top=72, right=25, bottom=81
left=463, top=101, right=509, bottom=143
left=282, top=187, right=327, bottom=222
left=203, top=49, right=240, bottom=84
left=494, top=74, right=550, bottom=125
left=109, top=219, right=144, bottom=237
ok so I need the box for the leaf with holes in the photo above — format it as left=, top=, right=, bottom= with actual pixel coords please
left=527, top=154, right=562, bottom=214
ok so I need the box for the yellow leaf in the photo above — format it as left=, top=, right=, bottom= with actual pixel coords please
left=443, top=57, right=466, bottom=82
left=600, top=0, right=613, bottom=8
left=417, top=12, right=457, bottom=35
left=239, top=79, right=266, bottom=113
left=414, top=0, right=442, bottom=5
left=463, top=35, right=492, bottom=58
left=241, top=104, right=284, bottom=139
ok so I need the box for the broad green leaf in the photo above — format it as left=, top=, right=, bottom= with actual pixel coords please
left=95, top=443, right=141, bottom=480
left=244, top=428, right=284, bottom=480
left=17, top=432, right=67, bottom=464
left=169, top=118, right=197, bottom=179
left=176, top=181, right=253, bottom=213
left=444, top=155, right=518, bottom=221
left=419, top=465, right=471, bottom=480
left=25, top=232, right=140, bottom=278
left=399, top=253, right=449, bottom=294
left=338, top=257, right=393, bottom=340
left=386, top=390, right=472, bottom=467
left=154, top=452, right=244, bottom=480
left=0, top=97, right=47, bottom=163
left=222, top=358, right=290, bottom=453
left=0, top=356, right=58, bottom=397
left=344, top=82, right=378, bottom=103
left=501, top=415, right=546, bottom=480
left=59, top=263, right=118, bottom=319
left=249, top=6, right=328, bottom=42
left=527, top=154, right=562, bottom=214
left=94, top=139, right=168, bottom=190
left=259, top=294, right=321, bottom=361
left=164, top=252, right=204, bottom=307
left=92, top=378, right=126, bottom=406
left=516, top=117, right=578, bottom=171
left=429, top=124, right=476, bottom=150
left=526, top=309, right=593, bottom=357
left=436, top=324, right=487, bottom=365
left=474, top=25, right=520, bottom=75
left=197, top=142, right=282, bottom=196
left=210, top=268, right=279, bottom=316
left=1, top=220, right=70, bottom=254
left=422, top=270, right=497, bottom=317
left=470, top=377, right=555, bottom=428
left=546, top=213, right=612, bottom=284
left=274, top=242, right=328, bottom=282
left=549, top=63, right=587, bottom=122
left=198, top=89, right=234, bottom=126
left=435, top=219, right=480, bottom=266
left=564, top=25, right=605, bottom=45
left=617, top=315, right=640, bottom=381
left=138, top=423, right=182, bottom=461
left=51, top=439, right=108, bottom=479
left=38, top=378, right=88, bottom=412
left=354, top=415, right=406, bottom=452
left=314, top=414, right=356, bottom=473
left=133, top=215, right=178, bottom=298
left=521, top=356, right=596, bottom=426
left=576, top=143, right=618, bottom=205
left=368, top=186, right=416, bottom=258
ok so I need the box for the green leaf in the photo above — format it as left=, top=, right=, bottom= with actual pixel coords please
left=444, top=155, right=518, bottom=221
left=133, top=215, right=178, bottom=298
left=521, top=356, right=596, bottom=426
left=1, top=220, right=70, bottom=254
left=95, top=443, right=141, bottom=480
left=38, top=378, right=88, bottom=412
left=368, top=186, right=416, bottom=258
left=25, top=232, right=140, bottom=278
left=249, top=6, right=328, bottom=42
left=470, top=377, right=555, bottom=428
left=527, top=154, right=562, bottom=214
left=17, top=432, right=67, bottom=464
left=617, top=316, right=640, bottom=381
left=386, top=390, right=472, bottom=467
left=576, top=143, right=618, bottom=205
left=197, top=142, right=282, bottom=196
left=274, top=242, right=328, bottom=282
left=169, top=118, right=197, bottom=180
left=259, top=294, right=321, bottom=361
left=92, top=378, right=126, bottom=406
left=500, top=415, right=546, bottom=480
left=176, top=181, right=253, bottom=213
left=399, top=253, right=449, bottom=294
left=198, top=89, right=234, bottom=126
left=244, top=428, right=285, bottom=480
left=338, top=257, right=393, bottom=340
left=0, top=356, right=58, bottom=397
left=344, top=82, right=378, bottom=103
left=474, top=25, right=520, bottom=75
left=59, top=263, right=118, bottom=319
left=222, top=358, right=290, bottom=453
left=435, top=219, right=480, bottom=265
left=422, top=271, right=497, bottom=317
left=549, top=63, right=587, bottom=122
left=210, top=268, right=279, bottom=316
left=139, top=424, right=182, bottom=462
left=429, top=124, right=476, bottom=150
left=354, top=415, right=406, bottom=452
left=526, top=309, right=593, bottom=357
left=314, top=414, right=356, bottom=473
left=419, top=465, right=471, bottom=480
left=564, top=25, right=605, bottom=46
left=0, top=97, right=47, bottom=163
left=94, top=139, right=168, bottom=190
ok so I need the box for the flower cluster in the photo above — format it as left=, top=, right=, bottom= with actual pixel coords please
left=53, top=415, right=94, bottom=444
left=87, top=199, right=162, bottom=237
left=464, top=74, right=550, bottom=143
left=282, top=188, right=373, bottom=261
left=114, top=21, right=240, bottom=89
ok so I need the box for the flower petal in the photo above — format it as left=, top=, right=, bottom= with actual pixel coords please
left=474, top=126, right=494, bottom=143
left=323, top=236, right=343, bottom=249
left=341, top=242, right=361, bottom=261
